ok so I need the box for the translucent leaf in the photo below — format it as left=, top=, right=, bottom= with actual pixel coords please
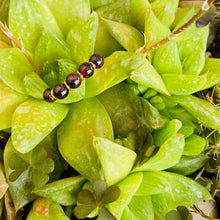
left=134, top=134, right=185, bottom=172
left=200, top=58, right=220, bottom=90
left=161, top=73, right=207, bottom=95
left=168, top=155, right=209, bottom=176
left=0, top=163, right=8, bottom=199
left=153, top=42, right=182, bottom=75
left=57, top=98, right=113, bottom=182
left=58, top=59, right=77, bottom=82
left=74, top=204, right=96, bottom=219
left=12, top=99, right=68, bottom=153
left=149, top=171, right=211, bottom=218
left=34, top=29, right=71, bottom=68
left=107, top=173, right=143, bottom=219
left=183, top=134, right=206, bottom=156
left=151, top=0, right=178, bottom=27
left=9, top=0, right=62, bottom=53
left=4, top=139, right=55, bottom=209
left=93, top=180, right=107, bottom=202
left=45, top=0, right=90, bottom=36
left=0, top=81, right=28, bottom=130
left=130, top=58, right=169, bottom=95
left=121, top=196, right=154, bottom=220
left=176, top=25, right=209, bottom=75
left=93, top=137, right=136, bottom=185
left=0, top=48, right=34, bottom=94
left=90, top=0, right=115, bottom=9
left=153, top=119, right=182, bottom=146
left=101, top=185, right=120, bottom=205
left=27, top=198, right=70, bottom=220
left=141, top=98, right=168, bottom=130
left=23, top=72, right=48, bottom=99
left=103, top=18, right=144, bottom=52
left=67, top=12, right=98, bottom=65
left=94, top=18, right=123, bottom=58
left=170, top=95, right=220, bottom=131
left=85, top=51, right=146, bottom=97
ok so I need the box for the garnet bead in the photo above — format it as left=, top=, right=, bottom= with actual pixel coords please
left=89, top=54, right=104, bottom=69
left=65, top=73, right=82, bottom=89
left=78, top=62, right=94, bottom=78
left=43, top=88, right=56, bottom=103
left=53, top=83, right=69, bottom=99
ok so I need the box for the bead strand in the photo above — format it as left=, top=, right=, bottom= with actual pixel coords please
left=43, top=54, right=104, bottom=102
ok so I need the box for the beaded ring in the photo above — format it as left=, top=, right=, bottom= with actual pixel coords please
left=43, top=54, right=104, bottom=102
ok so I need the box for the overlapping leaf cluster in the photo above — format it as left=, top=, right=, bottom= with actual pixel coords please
left=0, top=0, right=220, bottom=219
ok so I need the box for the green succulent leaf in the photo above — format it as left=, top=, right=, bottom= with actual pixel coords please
left=67, top=12, right=98, bottom=65
left=166, top=206, right=193, bottom=220
left=121, top=196, right=154, bottom=220
left=130, top=58, right=169, bottom=95
left=9, top=0, right=62, bottom=53
left=94, top=137, right=137, bottom=186
left=200, top=58, right=220, bottom=90
left=137, top=171, right=211, bottom=213
left=90, top=0, right=115, bottom=9
left=169, top=95, right=220, bottom=131
left=58, top=98, right=113, bottom=182
left=107, top=173, right=143, bottom=219
left=0, top=163, right=8, bottom=199
left=98, top=207, right=116, bottom=220
left=153, top=119, right=182, bottom=146
left=33, top=176, right=86, bottom=206
left=168, top=155, right=209, bottom=176
left=23, top=72, right=48, bottom=99
left=103, top=18, right=144, bottom=52
left=34, top=29, right=71, bottom=68
left=27, top=198, right=70, bottom=220
left=12, top=99, right=69, bottom=153
left=141, top=98, right=168, bottom=130
left=86, top=51, right=146, bottom=97
left=151, top=0, right=178, bottom=27
left=4, top=139, right=55, bottom=210
left=134, top=134, right=185, bottom=172
left=100, top=185, right=120, bottom=205
left=0, top=81, right=28, bottom=130
left=161, top=73, right=207, bottom=95
left=0, top=48, right=34, bottom=94
left=183, top=134, right=206, bottom=156
left=177, top=25, right=209, bottom=75
left=45, top=0, right=91, bottom=36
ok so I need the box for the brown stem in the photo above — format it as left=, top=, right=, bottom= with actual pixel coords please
left=141, top=0, right=214, bottom=55
left=0, top=21, right=39, bottom=73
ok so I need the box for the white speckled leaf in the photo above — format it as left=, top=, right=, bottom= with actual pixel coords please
left=103, top=18, right=144, bottom=52
left=0, top=81, right=28, bottom=130
left=86, top=51, right=146, bottom=97
left=93, top=137, right=137, bottom=185
left=12, top=99, right=69, bottom=153
left=0, top=48, right=34, bottom=94
left=45, top=0, right=90, bottom=36
left=66, top=12, right=98, bottom=65
left=9, top=0, right=62, bottom=53
left=107, top=173, right=143, bottom=219
left=57, top=98, right=113, bottom=182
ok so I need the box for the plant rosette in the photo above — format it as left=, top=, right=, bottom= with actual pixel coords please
left=0, top=0, right=219, bottom=219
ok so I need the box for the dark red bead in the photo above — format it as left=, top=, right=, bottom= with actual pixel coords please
left=78, top=62, right=94, bottom=78
left=89, top=54, right=104, bottom=69
left=43, top=88, right=56, bottom=102
left=53, top=84, right=69, bottom=99
left=65, top=73, right=82, bottom=89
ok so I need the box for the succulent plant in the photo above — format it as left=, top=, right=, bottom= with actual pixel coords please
left=0, top=0, right=220, bottom=219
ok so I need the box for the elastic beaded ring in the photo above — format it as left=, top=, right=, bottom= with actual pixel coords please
left=43, top=54, right=104, bottom=102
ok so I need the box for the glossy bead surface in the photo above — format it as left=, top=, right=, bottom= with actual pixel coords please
left=43, top=88, right=56, bottom=102
left=53, top=84, right=69, bottom=99
left=89, top=54, right=104, bottom=69
left=65, top=73, right=82, bottom=89
left=78, top=62, right=94, bottom=78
